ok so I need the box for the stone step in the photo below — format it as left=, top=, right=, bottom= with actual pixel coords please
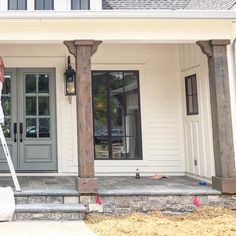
left=14, top=203, right=87, bottom=220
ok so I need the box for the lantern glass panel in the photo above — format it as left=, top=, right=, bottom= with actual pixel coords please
left=66, top=74, right=76, bottom=95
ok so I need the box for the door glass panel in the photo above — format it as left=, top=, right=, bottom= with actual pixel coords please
left=26, top=118, right=37, bottom=138
left=38, top=97, right=49, bottom=115
left=25, top=75, right=36, bottom=93
left=39, top=118, right=50, bottom=138
left=2, top=97, right=11, bottom=116
left=3, top=118, right=11, bottom=138
left=26, top=97, right=36, bottom=115
left=38, top=74, right=49, bottom=93
left=2, top=75, right=11, bottom=95
left=25, top=73, right=51, bottom=139
left=2, top=74, right=11, bottom=138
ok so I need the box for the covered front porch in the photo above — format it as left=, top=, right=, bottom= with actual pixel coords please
left=0, top=12, right=235, bottom=197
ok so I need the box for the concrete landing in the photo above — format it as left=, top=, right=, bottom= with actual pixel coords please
left=0, top=221, right=98, bottom=236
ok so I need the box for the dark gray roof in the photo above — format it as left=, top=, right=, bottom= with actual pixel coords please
left=102, top=0, right=190, bottom=10
left=102, top=0, right=236, bottom=10
left=185, top=0, right=236, bottom=9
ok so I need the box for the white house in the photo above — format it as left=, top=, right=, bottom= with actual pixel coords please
left=0, top=0, right=236, bottom=194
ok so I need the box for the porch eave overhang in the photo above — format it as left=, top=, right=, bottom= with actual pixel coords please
left=0, top=10, right=236, bottom=20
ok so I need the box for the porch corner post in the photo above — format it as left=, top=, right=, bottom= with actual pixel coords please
left=197, top=40, right=236, bottom=194
left=64, top=40, right=102, bottom=194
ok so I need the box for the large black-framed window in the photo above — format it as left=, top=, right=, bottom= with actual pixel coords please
left=185, top=74, right=199, bottom=115
left=35, top=0, right=54, bottom=10
left=71, top=0, right=90, bottom=10
left=8, top=0, right=27, bottom=10
left=92, top=71, right=142, bottom=160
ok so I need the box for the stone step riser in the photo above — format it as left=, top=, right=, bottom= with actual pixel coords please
left=15, top=196, right=80, bottom=204
left=13, top=212, right=85, bottom=221
left=13, top=203, right=87, bottom=221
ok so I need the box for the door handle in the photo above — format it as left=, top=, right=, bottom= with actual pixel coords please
left=13, top=123, right=17, bottom=142
left=20, top=123, right=23, bottom=142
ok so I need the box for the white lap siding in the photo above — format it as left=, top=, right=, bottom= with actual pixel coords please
left=0, top=43, right=185, bottom=176
left=90, top=43, right=185, bottom=176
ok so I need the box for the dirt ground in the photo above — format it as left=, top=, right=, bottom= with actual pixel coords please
left=86, top=207, right=236, bottom=236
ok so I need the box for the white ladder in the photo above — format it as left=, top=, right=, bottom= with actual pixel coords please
left=0, top=125, right=21, bottom=192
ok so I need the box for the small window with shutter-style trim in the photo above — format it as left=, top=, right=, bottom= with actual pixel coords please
left=185, top=74, right=199, bottom=115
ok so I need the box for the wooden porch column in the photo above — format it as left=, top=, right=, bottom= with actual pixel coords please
left=64, top=40, right=102, bottom=193
left=197, top=40, right=236, bottom=193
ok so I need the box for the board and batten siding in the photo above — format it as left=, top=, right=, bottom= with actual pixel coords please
left=71, top=43, right=185, bottom=176
left=179, top=44, right=215, bottom=179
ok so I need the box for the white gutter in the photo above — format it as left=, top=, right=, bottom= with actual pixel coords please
left=0, top=10, right=235, bottom=20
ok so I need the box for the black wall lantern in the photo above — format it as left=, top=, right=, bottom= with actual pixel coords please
left=64, top=56, right=76, bottom=96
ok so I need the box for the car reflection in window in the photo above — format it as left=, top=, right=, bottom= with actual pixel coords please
left=95, top=128, right=123, bottom=143
left=26, top=126, right=50, bottom=138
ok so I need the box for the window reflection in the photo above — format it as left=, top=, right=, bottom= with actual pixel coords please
left=71, top=0, right=89, bottom=10
left=8, top=0, right=27, bottom=10
left=92, top=71, right=142, bottom=160
left=2, top=75, right=11, bottom=138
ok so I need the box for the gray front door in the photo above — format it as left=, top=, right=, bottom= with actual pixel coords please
left=0, top=68, right=57, bottom=171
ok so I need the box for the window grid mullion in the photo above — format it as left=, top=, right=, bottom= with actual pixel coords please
left=122, top=72, right=128, bottom=159
left=106, top=73, right=113, bottom=160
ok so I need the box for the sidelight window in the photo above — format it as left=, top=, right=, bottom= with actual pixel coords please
left=92, top=71, right=142, bottom=160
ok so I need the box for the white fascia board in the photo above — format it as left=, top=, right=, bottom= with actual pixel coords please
left=0, top=10, right=235, bottom=20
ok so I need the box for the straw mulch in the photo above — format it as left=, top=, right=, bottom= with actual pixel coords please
left=86, top=207, right=236, bottom=236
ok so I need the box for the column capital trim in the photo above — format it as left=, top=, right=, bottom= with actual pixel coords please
left=196, top=40, right=231, bottom=57
left=64, top=40, right=102, bottom=57
left=196, top=40, right=212, bottom=57
left=64, top=40, right=76, bottom=57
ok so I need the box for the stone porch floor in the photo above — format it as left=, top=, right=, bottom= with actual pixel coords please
left=0, top=176, right=220, bottom=196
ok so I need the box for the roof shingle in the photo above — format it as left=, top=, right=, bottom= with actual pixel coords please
left=102, top=0, right=236, bottom=10
left=102, top=0, right=190, bottom=10
left=185, top=0, right=236, bottom=10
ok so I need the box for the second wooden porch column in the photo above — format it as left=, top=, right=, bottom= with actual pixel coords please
left=64, top=40, right=102, bottom=193
left=197, top=40, right=236, bottom=193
